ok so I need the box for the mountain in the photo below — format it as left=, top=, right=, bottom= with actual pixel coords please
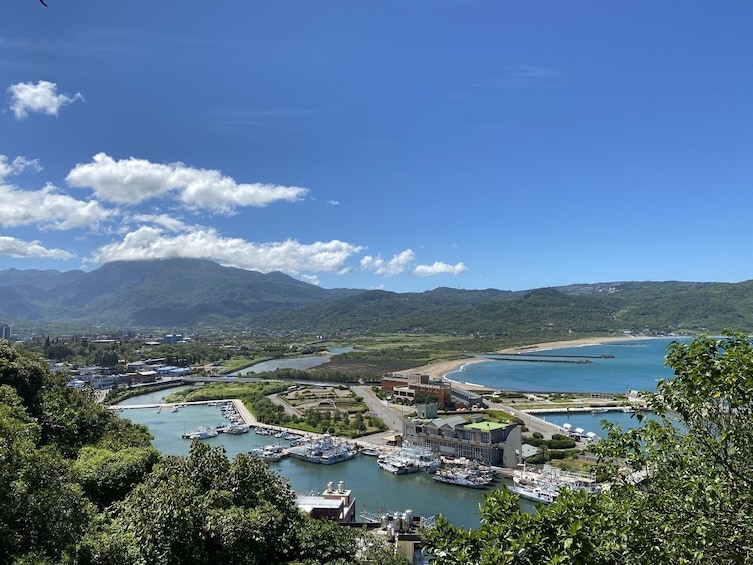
left=1, top=259, right=752, bottom=335
left=0, top=259, right=360, bottom=328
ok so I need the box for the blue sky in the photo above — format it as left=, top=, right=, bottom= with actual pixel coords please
left=1, top=1, right=751, bottom=293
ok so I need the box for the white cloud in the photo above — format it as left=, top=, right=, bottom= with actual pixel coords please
left=0, top=155, right=42, bottom=180
left=300, top=274, right=320, bottom=286
left=361, top=249, right=415, bottom=276
left=0, top=181, right=112, bottom=230
left=129, top=213, right=190, bottom=233
left=7, top=80, right=84, bottom=119
left=413, top=261, right=468, bottom=276
left=90, top=225, right=364, bottom=274
left=66, top=153, right=309, bottom=212
left=0, top=235, right=75, bottom=260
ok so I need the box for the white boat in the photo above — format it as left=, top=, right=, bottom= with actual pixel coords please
left=289, top=434, right=356, bottom=465
left=434, top=466, right=493, bottom=489
left=249, top=444, right=284, bottom=462
left=360, top=446, right=381, bottom=457
left=377, top=456, right=419, bottom=475
left=377, top=443, right=441, bottom=474
left=507, top=481, right=559, bottom=503
left=507, top=464, right=602, bottom=503
left=181, top=426, right=219, bottom=440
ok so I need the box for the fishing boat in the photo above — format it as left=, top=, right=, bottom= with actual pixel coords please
left=433, top=466, right=493, bottom=488
left=507, top=464, right=602, bottom=503
left=507, top=481, right=560, bottom=503
left=377, top=443, right=441, bottom=474
left=288, top=434, right=356, bottom=465
left=377, top=455, right=419, bottom=475
left=249, top=444, right=285, bottom=462
left=181, top=426, right=219, bottom=440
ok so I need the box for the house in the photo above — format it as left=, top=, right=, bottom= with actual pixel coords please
left=403, top=414, right=522, bottom=467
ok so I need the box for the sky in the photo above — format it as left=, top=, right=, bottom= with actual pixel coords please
left=1, top=1, right=752, bottom=293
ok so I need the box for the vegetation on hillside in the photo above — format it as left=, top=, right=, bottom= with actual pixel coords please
left=0, top=340, right=405, bottom=564
left=4, top=259, right=753, bottom=334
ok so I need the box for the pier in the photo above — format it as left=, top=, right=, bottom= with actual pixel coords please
left=488, top=357, right=592, bottom=365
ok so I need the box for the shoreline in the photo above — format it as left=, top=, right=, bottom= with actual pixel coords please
left=417, top=335, right=666, bottom=392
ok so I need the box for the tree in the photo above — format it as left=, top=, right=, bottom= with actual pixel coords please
left=423, top=332, right=753, bottom=563
left=77, top=442, right=389, bottom=564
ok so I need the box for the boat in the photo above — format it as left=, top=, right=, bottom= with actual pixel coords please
left=377, top=443, right=441, bottom=474
left=591, top=407, right=609, bottom=414
left=377, top=456, right=419, bottom=475
left=507, top=481, right=559, bottom=503
left=360, top=446, right=381, bottom=457
left=222, top=423, right=250, bottom=434
left=507, top=464, right=602, bottom=503
left=181, top=426, right=219, bottom=440
left=249, top=444, right=285, bottom=462
left=433, top=466, right=493, bottom=489
left=288, top=434, right=356, bottom=465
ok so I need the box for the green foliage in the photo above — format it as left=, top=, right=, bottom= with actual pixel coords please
left=74, top=446, right=160, bottom=508
left=77, top=442, right=381, bottom=564
left=425, top=332, right=753, bottom=563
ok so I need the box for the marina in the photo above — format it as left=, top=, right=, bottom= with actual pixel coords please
left=114, top=338, right=675, bottom=527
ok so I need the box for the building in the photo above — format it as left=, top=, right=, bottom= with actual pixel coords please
left=381, top=373, right=452, bottom=407
left=295, top=480, right=357, bottom=523
left=403, top=414, right=522, bottom=467
left=0, top=324, right=11, bottom=341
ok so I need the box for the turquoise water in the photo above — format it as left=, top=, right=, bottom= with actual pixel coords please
left=446, top=337, right=686, bottom=393
left=116, top=339, right=680, bottom=527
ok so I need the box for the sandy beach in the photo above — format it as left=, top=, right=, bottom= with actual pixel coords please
left=417, top=335, right=653, bottom=391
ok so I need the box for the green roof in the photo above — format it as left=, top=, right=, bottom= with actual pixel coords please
left=464, top=421, right=508, bottom=431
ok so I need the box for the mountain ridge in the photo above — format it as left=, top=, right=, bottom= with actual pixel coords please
left=0, top=259, right=751, bottom=335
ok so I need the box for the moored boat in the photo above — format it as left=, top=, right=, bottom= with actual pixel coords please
left=433, top=466, right=493, bottom=488
left=289, top=434, right=356, bottom=465
left=507, top=464, right=602, bottom=503
left=182, top=426, right=219, bottom=440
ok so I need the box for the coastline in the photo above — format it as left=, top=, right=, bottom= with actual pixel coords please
left=418, top=335, right=659, bottom=392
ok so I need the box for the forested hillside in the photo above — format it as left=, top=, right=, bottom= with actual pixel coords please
left=2, top=259, right=753, bottom=335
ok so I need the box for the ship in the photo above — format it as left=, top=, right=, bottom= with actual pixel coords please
left=181, top=426, right=219, bottom=440
left=507, top=464, right=602, bottom=503
left=288, top=433, right=356, bottom=465
left=377, top=443, right=442, bottom=475
left=433, top=465, right=494, bottom=488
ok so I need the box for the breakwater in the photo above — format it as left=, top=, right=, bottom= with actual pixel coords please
left=488, top=357, right=591, bottom=365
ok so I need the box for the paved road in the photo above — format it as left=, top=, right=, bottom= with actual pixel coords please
left=352, top=385, right=405, bottom=437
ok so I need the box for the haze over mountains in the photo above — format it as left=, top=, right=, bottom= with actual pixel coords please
left=1, top=258, right=752, bottom=335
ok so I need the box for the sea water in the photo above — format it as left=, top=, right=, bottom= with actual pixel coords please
left=116, top=338, right=682, bottom=527
left=446, top=337, right=686, bottom=393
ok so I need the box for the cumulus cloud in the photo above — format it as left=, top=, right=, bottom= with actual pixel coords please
left=66, top=153, right=309, bottom=212
left=7, top=80, right=84, bottom=119
left=90, top=225, right=363, bottom=274
left=360, top=249, right=416, bottom=276
left=0, top=235, right=75, bottom=260
left=0, top=181, right=112, bottom=230
left=0, top=155, right=42, bottom=180
left=413, top=261, right=468, bottom=276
